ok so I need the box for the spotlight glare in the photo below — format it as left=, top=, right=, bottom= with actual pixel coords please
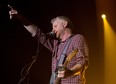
left=102, top=14, right=106, bottom=19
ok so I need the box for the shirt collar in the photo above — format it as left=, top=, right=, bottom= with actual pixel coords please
left=60, top=34, right=74, bottom=43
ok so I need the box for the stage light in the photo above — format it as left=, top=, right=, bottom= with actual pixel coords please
left=101, top=14, right=106, bottom=19
left=102, top=14, right=116, bottom=84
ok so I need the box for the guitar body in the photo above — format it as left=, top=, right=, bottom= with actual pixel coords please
left=54, top=49, right=78, bottom=84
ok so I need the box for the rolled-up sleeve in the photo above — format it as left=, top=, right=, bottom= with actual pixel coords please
left=75, top=35, right=88, bottom=66
left=35, top=28, right=54, bottom=52
left=67, top=34, right=89, bottom=69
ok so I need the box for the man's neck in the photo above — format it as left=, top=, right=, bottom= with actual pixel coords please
left=60, top=31, right=72, bottom=42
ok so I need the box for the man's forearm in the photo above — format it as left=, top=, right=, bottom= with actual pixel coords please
left=12, top=13, right=32, bottom=26
left=9, top=8, right=38, bottom=37
left=70, top=64, right=82, bottom=75
left=15, top=14, right=38, bottom=36
left=24, top=25, right=37, bottom=37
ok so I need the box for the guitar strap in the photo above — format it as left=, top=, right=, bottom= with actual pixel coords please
left=50, top=35, right=73, bottom=84
left=57, top=37, right=72, bottom=67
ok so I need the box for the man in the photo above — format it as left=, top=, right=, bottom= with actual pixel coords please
left=9, top=5, right=89, bottom=84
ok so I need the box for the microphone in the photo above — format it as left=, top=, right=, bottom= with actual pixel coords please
left=47, top=31, right=55, bottom=37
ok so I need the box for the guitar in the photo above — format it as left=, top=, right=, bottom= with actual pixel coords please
left=54, top=49, right=78, bottom=84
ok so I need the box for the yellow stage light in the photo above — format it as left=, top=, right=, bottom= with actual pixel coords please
left=101, top=14, right=106, bottom=19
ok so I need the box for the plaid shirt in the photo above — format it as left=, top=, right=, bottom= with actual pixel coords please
left=36, top=29, right=89, bottom=84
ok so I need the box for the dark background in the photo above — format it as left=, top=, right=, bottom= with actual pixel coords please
left=1, top=0, right=116, bottom=84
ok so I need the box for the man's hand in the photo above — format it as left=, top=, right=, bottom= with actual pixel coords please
left=57, top=70, right=65, bottom=78
left=57, top=64, right=83, bottom=78
left=8, top=5, right=18, bottom=19
left=57, top=68, right=73, bottom=78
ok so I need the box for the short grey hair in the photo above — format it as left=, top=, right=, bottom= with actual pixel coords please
left=51, top=16, right=73, bottom=29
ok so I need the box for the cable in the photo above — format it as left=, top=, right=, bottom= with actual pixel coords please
left=18, top=32, right=41, bottom=84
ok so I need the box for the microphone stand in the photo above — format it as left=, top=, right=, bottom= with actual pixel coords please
left=18, top=32, right=41, bottom=84
left=18, top=31, right=52, bottom=84
left=18, top=56, right=38, bottom=84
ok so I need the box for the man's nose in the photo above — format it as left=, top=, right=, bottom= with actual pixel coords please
left=52, top=29, right=55, bottom=33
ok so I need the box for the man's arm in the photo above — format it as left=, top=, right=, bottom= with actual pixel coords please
left=8, top=5, right=37, bottom=37
left=8, top=5, right=54, bottom=51
left=58, top=34, right=89, bottom=78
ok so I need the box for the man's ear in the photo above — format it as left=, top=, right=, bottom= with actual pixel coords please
left=63, top=21, right=68, bottom=27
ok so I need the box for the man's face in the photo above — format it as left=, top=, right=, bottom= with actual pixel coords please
left=52, top=19, right=66, bottom=39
